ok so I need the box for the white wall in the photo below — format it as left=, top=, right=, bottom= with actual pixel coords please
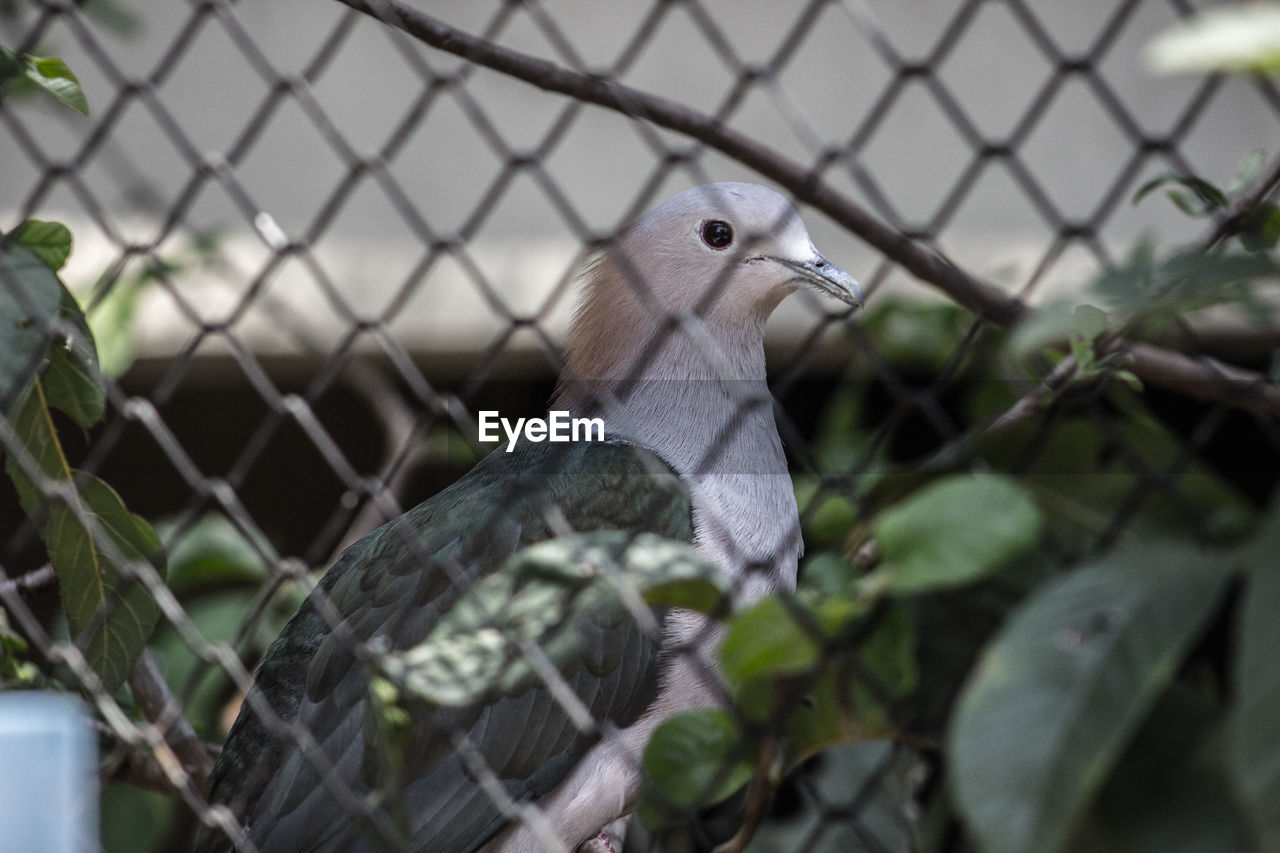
left=2, top=1, right=1273, bottom=365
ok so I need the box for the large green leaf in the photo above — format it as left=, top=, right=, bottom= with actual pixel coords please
left=720, top=595, right=821, bottom=689
left=1231, top=502, right=1280, bottom=850
left=638, top=708, right=754, bottom=827
left=1072, top=685, right=1248, bottom=853
left=779, top=601, right=916, bottom=768
left=158, top=511, right=275, bottom=594
left=948, top=542, right=1230, bottom=853
left=0, top=239, right=62, bottom=414
left=871, top=474, right=1043, bottom=594
left=5, top=385, right=164, bottom=692
left=4, top=383, right=66, bottom=514
left=47, top=473, right=165, bottom=692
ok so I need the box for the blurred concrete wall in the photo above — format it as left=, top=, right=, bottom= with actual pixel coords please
left=2, top=0, right=1275, bottom=367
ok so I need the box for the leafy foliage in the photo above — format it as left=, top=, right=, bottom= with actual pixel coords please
left=639, top=709, right=755, bottom=827
left=1, top=220, right=164, bottom=692
left=632, top=154, right=1279, bottom=846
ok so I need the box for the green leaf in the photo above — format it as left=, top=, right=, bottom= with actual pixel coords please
left=42, top=287, right=104, bottom=428
left=1230, top=501, right=1280, bottom=850
left=1154, top=250, right=1278, bottom=302
left=0, top=239, right=63, bottom=414
left=948, top=542, right=1230, bottom=853
left=1239, top=203, right=1280, bottom=252
left=3, top=383, right=66, bottom=517
left=158, top=512, right=274, bottom=594
left=4, top=384, right=164, bottom=692
left=1008, top=300, right=1076, bottom=357
left=48, top=473, right=165, bottom=692
left=23, top=55, right=88, bottom=115
left=851, top=601, right=917, bottom=707
left=1166, top=188, right=1211, bottom=217
left=720, top=595, right=821, bottom=689
left=0, top=608, right=43, bottom=688
left=1073, top=685, right=1249, bottom=853
left=1009, top=301, right=1110, bottom=358
left=870, top=474, right=1042, bottom=594
left=799, top=551, right=860, bottom=599
left=784, top=603, right=916, bottom=765
left=1132, top=174, right=1227, bottom=213
left=379, top=532, right=726, bottom=708
left=639, top=709, right=753, bottom=826
left=8, top=219, right=73, bottom=271
left=100, top=785, right=177, bottom=853
left=1072, top=303, right=1109, bottom=344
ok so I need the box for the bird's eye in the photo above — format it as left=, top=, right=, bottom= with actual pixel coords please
left=700, top=219, right=734, bottom=250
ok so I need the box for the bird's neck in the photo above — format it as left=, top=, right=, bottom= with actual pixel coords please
left=554, top=309, right=800, bottom=592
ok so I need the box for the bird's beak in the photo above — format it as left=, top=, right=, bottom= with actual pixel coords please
left=770, top=255, right=863, bottom=308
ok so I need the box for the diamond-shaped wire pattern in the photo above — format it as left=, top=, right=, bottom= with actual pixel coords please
left=3, top=1, right=1280, bottom=851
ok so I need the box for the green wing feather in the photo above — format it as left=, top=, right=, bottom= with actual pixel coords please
left=198, top=439, right=692, bottom=853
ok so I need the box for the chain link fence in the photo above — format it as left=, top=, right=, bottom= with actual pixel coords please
left=3, top=1, right=1280, bottom=851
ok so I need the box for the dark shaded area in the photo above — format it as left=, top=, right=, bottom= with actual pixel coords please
left=5, top=353, right=1277, bottom=587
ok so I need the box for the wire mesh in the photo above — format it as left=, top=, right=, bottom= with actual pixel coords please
left=2, top=1, right=1279, bottom=851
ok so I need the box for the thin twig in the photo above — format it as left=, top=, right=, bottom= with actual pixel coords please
left=126, top=650, right=215, bottom=795
left=1198, top=147, right=1280, bottom=250
left=712, top=737, right=778, bottom=853
left=983, top=355, right=1079, bottom=436
left=337, top=0, right=1280, bottom=418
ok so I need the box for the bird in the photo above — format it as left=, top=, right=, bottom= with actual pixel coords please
left=196, top=182, right=862, bottom=853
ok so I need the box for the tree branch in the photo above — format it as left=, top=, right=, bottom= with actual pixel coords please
left=338, top=0, right=1020, bottom=323
left=337, top=0, right=1280, bottom=417
left=712, top=737, right=778, bottom=853
left=96, top=721, right=190, bottom=798
left=126, top=650, right=215, bottom=795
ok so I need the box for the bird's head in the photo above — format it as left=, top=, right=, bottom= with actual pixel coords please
left=609, top=182, right=861, bottom=323
left=562, top=182, right=861, bottom=387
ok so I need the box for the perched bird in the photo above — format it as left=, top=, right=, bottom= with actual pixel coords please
left=198, top=182, right=862, bottom=853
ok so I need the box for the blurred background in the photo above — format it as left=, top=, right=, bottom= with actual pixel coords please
left=4, top=0, right=1277, bottom=552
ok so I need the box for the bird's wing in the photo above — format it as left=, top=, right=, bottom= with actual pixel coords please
left=199, top=439, right=692, bottom=853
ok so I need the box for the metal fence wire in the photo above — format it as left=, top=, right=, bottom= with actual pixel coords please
left=3, top=0, right=1280, bottom=851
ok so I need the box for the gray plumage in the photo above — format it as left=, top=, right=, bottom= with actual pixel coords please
left=198, top=183, right=861, bottom=853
